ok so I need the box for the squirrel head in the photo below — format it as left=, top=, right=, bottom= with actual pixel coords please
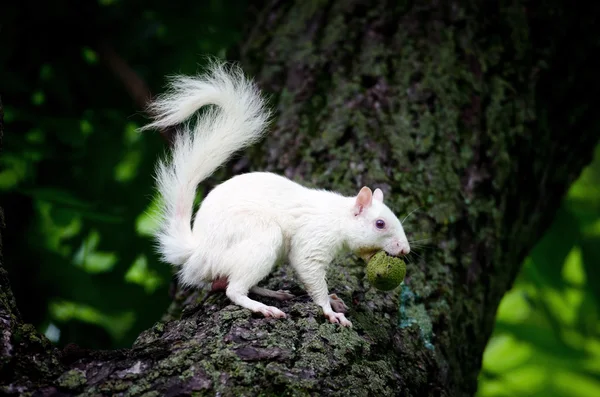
left=347, top=186, right=410, bottom=261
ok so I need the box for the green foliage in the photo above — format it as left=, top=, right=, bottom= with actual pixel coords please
left=0, top=0, right=247, bottom=349
left=478, top=144, right=600, bottom=397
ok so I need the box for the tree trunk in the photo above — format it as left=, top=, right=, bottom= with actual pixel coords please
left=1, top=0, right=599, bottom=396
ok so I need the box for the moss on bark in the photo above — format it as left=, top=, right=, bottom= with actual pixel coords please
left=234, top=0, right=600, bottom=394
left=2, top=0, right=600, bottom=396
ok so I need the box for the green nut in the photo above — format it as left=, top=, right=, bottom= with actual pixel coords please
left=366, top=251, right=406, bottom=291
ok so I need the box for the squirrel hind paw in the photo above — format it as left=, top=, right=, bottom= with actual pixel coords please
left=274, top=290, right=295, bottom=301
left=329, top=294, right=349, bottom=313
left=259, top=305, right=287, bottom=319
left=250, top=286, right=295, bottom=301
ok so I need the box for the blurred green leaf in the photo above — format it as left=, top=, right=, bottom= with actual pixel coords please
left=0, top=153, right=29, bottom=190
left=482, top=334, right=533, bottom=374
left=81, top=47, right=98, bottom=64
left=124, top=122, right=141, bottom=145
left=114, top=150, right=142, bottom=182
left=80, top=119, right=94, bottom=136
left=135, top=195, right=163, bottom=237
left=36, top=200, right=83, bottom=256
left=31, top=90, right=45, bottom=105
left=73, top=230, right=118, bottom=274
left=553, top=371, right=600, bottom=397
left=50, top=300, right=135, bottom=341
left=495, top=287, right=534, bottom=325
left=0, top=170, right=22, bottom=190
left=500, top=365, right=547, bottom=395
left=562, top=246, right=585, bottom=286
left=125, top=254, right=164, bottom=293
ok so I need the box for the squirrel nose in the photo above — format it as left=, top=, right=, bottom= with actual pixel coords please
left=395, top=241, right=410, bottom=256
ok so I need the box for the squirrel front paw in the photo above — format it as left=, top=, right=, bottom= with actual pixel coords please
left=324, top=311, right=352, bottom=327
left=258, top=305, right=287, bottom=319
left=329, top=294, right=348, bottom=313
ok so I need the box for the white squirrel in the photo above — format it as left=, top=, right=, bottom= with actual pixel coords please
left=140, top=60, right=410, bottom=327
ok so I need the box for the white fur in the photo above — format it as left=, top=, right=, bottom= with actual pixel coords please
left=142, top=60, right=410, bottom=327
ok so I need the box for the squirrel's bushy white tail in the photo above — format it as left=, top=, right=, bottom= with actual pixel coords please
left=140, top=61, right=271, bottom=266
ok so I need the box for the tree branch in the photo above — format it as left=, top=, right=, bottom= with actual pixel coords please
left=96, top=42, right=175, bottom=145
left=1, top=1, right=599, bottom=396
left=97, top=42, right=151, bottom=110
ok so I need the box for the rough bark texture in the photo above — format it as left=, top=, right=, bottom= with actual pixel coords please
left=1, top=0, right=599, bottom=396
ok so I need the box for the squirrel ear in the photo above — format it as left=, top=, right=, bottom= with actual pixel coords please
left=373, top=188, right=384, bottom=203
left=354, top=186, right=373, bottom=216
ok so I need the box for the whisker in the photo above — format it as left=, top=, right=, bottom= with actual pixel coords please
left=402, top=206, right=423, bottom=224
left=410, top=243, right=436, bottom=248
left=410, top=251, right=424, bottom=260
left=408, top=238, right=433, bottom=244
left=409, top=245, right=437, bottom=252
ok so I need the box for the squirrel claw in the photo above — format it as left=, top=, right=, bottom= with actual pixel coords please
left=329, top=294, right=348, bottom=313
left=324, top=311, right=352, bottom=328
left=259, top=305, right=287, bottom=319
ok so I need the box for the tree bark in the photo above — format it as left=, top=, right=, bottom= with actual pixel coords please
left=1, top=0, right=599, bottom=396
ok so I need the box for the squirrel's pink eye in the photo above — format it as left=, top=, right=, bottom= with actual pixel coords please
left=375, top=219, right=385, bottom=229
